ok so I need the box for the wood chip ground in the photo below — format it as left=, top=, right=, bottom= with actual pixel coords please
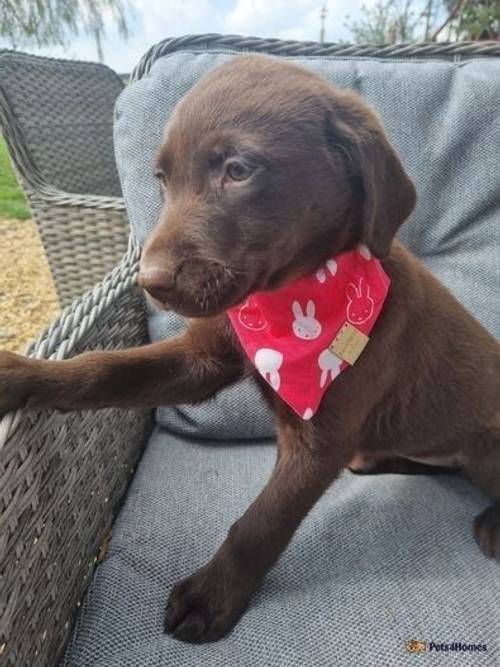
left=0, top=218, right=60, bottom=353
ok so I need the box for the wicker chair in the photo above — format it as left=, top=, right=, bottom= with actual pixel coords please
left=1, top=35, right=499, bottom=667
left=0, top=51, right=129, bottom=307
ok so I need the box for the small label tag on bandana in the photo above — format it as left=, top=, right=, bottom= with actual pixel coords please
left=329, top=322, right=369, bottom=365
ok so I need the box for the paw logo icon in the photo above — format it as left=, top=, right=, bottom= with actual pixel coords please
left=406, top=640, right=427, bottom=653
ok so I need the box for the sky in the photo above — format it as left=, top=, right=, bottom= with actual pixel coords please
left=1, top=0, right=366, bottom=73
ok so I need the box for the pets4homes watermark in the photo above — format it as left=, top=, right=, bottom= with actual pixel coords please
left=406, top=639, right=489, bottom=654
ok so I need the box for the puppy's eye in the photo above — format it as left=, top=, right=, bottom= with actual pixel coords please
left=225, top=160, right=252, bottom=182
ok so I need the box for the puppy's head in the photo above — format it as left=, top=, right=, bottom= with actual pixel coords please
left=139, top=55, right=416, bottom=317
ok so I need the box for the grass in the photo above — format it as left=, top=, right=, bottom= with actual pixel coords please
left=0, top=136, right=30, bottom=220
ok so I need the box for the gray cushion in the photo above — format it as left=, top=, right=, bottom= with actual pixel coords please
left=63, top=427, right=499, bottom=666
left=114, top=50, right=500, bottom=439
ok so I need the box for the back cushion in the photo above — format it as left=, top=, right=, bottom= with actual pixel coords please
left=114, top=48, right=500, bottom=438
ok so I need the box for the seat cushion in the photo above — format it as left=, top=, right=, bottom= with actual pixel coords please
left=114, top=48, right=500, bottom=439
left=63, top=427, right=499, bottom=666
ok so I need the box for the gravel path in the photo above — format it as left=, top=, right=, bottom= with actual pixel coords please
left=0, top=218, right=59, bottom=353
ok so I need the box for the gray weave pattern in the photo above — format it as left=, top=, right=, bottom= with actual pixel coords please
left=131, top=36, right=500, bottom=81
left=0, top=246, right=153, bottom=667
left=0, top=51, right=123, bottom=197
left=63, top=427, right=499, bottom=666
left=114, top=49, right=500, bottom=439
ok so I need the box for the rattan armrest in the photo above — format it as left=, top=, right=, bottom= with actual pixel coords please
left=0, top=241, right=154, bottom=667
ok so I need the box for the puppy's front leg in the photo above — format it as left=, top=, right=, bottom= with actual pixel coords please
left=0, top=317, right=243, bottom=415
left=165, top=414, right=350, bottom=643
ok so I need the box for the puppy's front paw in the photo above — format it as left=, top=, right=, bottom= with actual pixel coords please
left=164, top=557, right=259, bottom=643
left=0, top=350, right=33, bottom=416
left=473, top=502, right=500, bottom=561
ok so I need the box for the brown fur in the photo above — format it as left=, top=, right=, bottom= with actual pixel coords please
left=1, top=55, right=499, bottom=643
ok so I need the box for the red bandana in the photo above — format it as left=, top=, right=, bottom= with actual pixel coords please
left=227, top=245, right=390, bottom=419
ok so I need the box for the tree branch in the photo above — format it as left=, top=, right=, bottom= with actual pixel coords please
left=431, top=0, right=468, bottom=40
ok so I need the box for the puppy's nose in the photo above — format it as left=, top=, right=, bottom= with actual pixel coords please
left=138, top=268, right=174, bottom=303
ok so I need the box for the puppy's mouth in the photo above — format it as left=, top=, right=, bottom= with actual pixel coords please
left=139, top=260, right=248, bottom=318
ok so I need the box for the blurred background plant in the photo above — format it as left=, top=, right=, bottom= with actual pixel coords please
left=1, top=0, right=497, bottom=60
left=0, top=138, right=29, bottom=220
left=345, top=0, right=499, bottom=44
left=0, top=0, right=129, bottom=62
left=453, top=0, right=499, bottom=40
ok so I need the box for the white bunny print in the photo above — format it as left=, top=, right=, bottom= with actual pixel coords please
left=315, top=258, right=338, bottom=283
left=254, top=348, right=283, bottom=390
left=238, top=299, right=267, bottom=331
left=318, top=349, right=343, bottom=388
left=346, top=278, right=374, bottom=325
left=292, top=300, right=322, bottom=340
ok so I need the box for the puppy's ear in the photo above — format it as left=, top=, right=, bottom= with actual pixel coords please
left=326, top=96, right=416, bottom=258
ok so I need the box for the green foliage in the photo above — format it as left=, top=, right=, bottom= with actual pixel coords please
left=455, top=0, right=500, bottom=40
left=0, top=0, right=128, bottom=49
left=0, top=137, right=30, bottom=220
left=346, top=0, right=500, bottom=44
left=346, top=0, right=419, bottom=44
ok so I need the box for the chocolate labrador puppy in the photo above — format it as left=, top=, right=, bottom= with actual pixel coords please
left=1, top=56, right=499, bottom=643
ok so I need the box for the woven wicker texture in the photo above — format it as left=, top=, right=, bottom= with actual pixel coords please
left=0, top=51, right=129, bottom=306
left=131, top=33, right=500, bottom=81
left=0, top=51, right=123, bottom=196
left=0, top=243, right=153, bottom=667
left=29, top=198, right=129, bottom=308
